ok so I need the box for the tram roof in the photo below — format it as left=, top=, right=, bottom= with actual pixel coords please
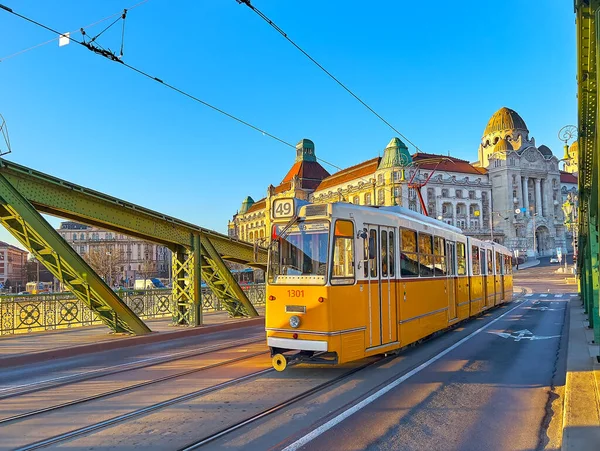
left=329, top=203, right=512, bottom=254
left=330, top=203, right=462, bottom=234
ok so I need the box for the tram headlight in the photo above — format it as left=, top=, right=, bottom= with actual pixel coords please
left=289, top=315, right=301, bottom=328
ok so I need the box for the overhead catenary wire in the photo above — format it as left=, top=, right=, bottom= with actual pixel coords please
left=0, top=2, right=418, bottom=184
left=0, top=3, right=296, bottom=149
left=0, top=0, right=149, bottom=62
left=236, top=0, right=424, bottom=154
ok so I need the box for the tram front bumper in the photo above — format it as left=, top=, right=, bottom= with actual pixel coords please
left=267, top=337, right=328, bottom=352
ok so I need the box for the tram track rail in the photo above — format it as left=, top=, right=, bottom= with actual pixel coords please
left=177, top=356, right=384, bottom=450
left=14, top=363, right=275, bottom=451
left=0, top=348, right=269, bottom=426
left=0, top=334, right=264, bottom=400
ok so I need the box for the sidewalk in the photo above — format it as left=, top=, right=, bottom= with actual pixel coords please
left=0, top=308, right=264, bottom=367
left=516, top=258, right=540, bottom=270
left=562, top=297, right=600, bottom=450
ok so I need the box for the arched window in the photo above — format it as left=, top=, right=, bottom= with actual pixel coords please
left=249, top=231, right=254, bottom=240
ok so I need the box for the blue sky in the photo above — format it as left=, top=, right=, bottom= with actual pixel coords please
left=0, top=0, right=575, bottom=250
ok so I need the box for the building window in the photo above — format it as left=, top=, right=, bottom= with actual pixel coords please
left=377, top=189, right=385, bottom=205
left=72, top=233, right=77, bottom=241
left=352, top=196, right=359, bottom=205
left=456, top=190, right=462, bottom=199
left=377, top=173, right=384, bottom=185
left=442, top=189, right=449, bottom=198
left=393, top=171, right=402, bottom=182
left=364, top=193, right=372, bottom=205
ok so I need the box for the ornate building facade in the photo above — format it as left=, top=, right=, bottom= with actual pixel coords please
left=57, top=221, right=171, bottom=285
left=229, top=108, right=578, bottom=258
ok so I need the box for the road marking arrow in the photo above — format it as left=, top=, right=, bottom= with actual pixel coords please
left=488, top=329, right=561, bottom=342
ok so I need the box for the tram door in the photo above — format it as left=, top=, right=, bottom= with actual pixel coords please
left=446, top=241, right=458, bottom=321
left=366, top=226, right=397, bottom=349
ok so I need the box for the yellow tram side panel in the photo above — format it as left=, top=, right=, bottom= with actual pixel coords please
left=398, top=279, right=448, bottom=346
left=469, top=276, right=484, bottom=315
left=503, top=275, right=514, bottom=302
left=485, top=276, right=496, bottom=309
left=456, top=276, right=471, bottom=320
left=494, top=275, right=503, bottom=305
left=332, top=284, right=368, bottom=364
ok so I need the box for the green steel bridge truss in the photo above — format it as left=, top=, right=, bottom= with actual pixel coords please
left=0, top=159, right=267, bottom=335
left=576, top=0, right=600, bottom=344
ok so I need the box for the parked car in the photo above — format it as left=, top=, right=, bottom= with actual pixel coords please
left=17, top=291, right=30, bottom=295
left=550, top=256, right=559, bottom=264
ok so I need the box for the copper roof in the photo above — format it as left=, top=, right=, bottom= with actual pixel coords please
left=483, top=107, right=529, bottom=136
left=246, top=198, right=266, bottom=214
left=560, top=171, right=578, bottom=184
left=412, top=152, right=485, bottom=175
left=314, top=157, right=381, bottom=191
left=281, top=161, right=330, bottom=184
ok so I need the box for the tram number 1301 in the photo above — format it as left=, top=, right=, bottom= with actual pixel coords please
left=288, top=289, right=304, bottom=298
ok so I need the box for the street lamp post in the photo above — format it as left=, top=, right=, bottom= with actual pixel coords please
left=106, top=251, right=112, bottom=288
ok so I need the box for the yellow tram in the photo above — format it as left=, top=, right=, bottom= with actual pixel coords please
left=266, top=199, right=514, bottom=371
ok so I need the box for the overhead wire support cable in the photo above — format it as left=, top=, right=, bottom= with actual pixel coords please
left=0, top=0, right=148, bottom=62
left=0, top=3, right=296, bottom=149
left=236, top=0, right=423, bottom=153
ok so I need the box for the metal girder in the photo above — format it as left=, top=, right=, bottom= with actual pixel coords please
left=172, top=244, right=201, bottom=326
left=576, top=0, right=600, bottom=345
left=0, top=159, right=267, bottom=269
left=0, top=173, right=150, bottom=335
left=199, top=233, right=259, bottom=318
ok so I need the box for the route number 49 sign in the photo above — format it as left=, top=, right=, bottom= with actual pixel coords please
left=272, top=198, right=295, bottom=219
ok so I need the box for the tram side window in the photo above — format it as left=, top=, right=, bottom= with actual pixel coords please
left=332, top=220, right=355, bottom=284
left=457, top=242, right=467, bottom=275
left=447, top=242, right=456, bottom=276
left=389, top=230, right=395, bottom=277
left=400, top=228, right=419, bottom=277
left=419, top=233, right=434, bottom=277
left=471, top=245, right=480, bottom=275
left=369, top=229, right=377, bottom=277
left=434, top=236, right=446, bottom=276
left=487, top=250, right=493, bottom=275
left=505, top=255, right=513, bottom=274
left=381, top=231, right=388, bottom=277
left=496, top=252, right=503, bottom=275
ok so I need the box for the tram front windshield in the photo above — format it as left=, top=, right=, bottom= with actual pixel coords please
left=269, top=220, right=329, bottom=283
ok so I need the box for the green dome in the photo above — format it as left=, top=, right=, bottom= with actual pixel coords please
left=378, top=137, right=412, bottom=169
left=239, top=196, right=255, bottom=214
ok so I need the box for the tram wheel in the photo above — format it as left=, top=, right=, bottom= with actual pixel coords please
left=272, top=353, right=287, bottom=371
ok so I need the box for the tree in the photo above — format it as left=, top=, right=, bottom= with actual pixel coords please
left=138, top=257, right=156, bottom=282
left=83, top=246, right=124, bottom=287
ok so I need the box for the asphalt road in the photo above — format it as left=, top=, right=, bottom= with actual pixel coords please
left=288, top=262, right=571, bottom=451
left=205, top=260, right=572, bottom=451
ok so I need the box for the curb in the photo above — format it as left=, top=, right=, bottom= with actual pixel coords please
left=0, top=317, right=265, bottom=368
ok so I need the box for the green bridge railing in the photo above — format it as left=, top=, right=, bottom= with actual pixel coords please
left=0, top=284, right=266, bottom=336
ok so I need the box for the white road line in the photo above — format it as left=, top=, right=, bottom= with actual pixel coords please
left=0, top=336, right=262, bottom=393
left=555, top=294, right=563, bottom=298
left=570, top=294, right=578, bottom=297
left=540, top=294, right=548, bottom=297
left=282, top=300, right=530, bottom=451
left=525, top=294, right=533, bottom=297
